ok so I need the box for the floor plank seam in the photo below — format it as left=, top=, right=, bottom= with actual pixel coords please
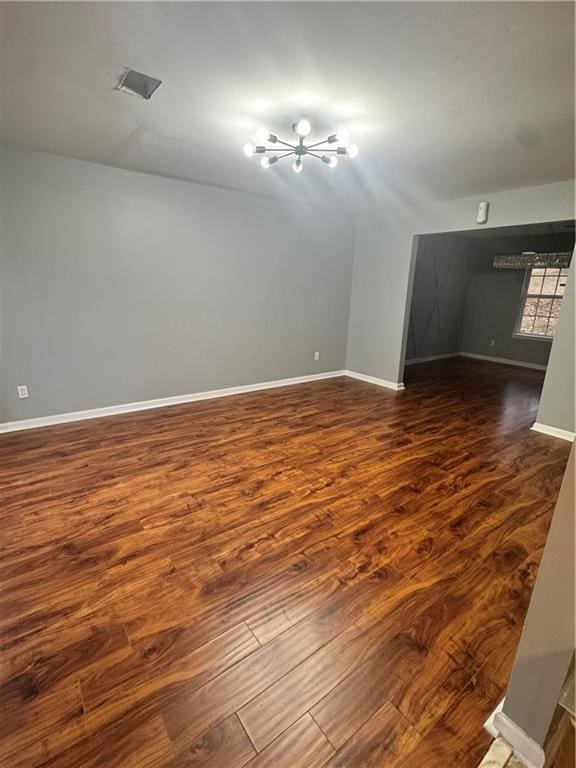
left=235, top=712, right=258, bottom=755
left=244, top=622, right=262, bottom=648
left=309, top=709, right=340, bottom=751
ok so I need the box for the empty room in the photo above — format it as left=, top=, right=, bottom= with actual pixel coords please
left=0, top=3, right=574, bottom=768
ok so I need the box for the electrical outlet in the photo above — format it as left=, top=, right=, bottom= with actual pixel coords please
left=17, top=385, right=29, bottom=399
left=489, top=339, right=496, bottom=348
left=314, top=352, right=320, bottom=361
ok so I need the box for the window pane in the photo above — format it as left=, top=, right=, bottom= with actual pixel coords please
left=557, top=271, right=568, bottom=296
left=528, top=274, right=543, bottom=294
left=536, top=297, right=553, bottom=316
left=542, top=273, right=560, bottom=294
left=520, top=315, right=535, bottom=334
left=550, top=298, right=562, bottom=318
left=519, top=267, right=567, bottom=338
left=547, top=316, right=559, bottom=335
left=523, top=297, right=538, bottom=316
left=532, top=316, right=549, bottom=335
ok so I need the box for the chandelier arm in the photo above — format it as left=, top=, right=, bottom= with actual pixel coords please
left=244, top=124, right=356, bottom=168
left=260, top=149, right=294, bottom=157
left=306, top=138, right=333, bottom=150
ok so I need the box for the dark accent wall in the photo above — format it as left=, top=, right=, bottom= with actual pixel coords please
left=406, top=229, right=574, bottom=369
left=462, top=253, right=551, bottom=366
left=405, top=235, right=476, bottom=361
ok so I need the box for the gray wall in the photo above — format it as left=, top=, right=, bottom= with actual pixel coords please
left=461, top=252, right=552, bottom=367
left=346, top=179, right=575, bottom=432
left=537, top=257, right=575, bottom=431
left=497, top=446, right=574, bottom=747
left=0, top=146, right=355, bottom=422
left=1, top=145, right=574, bottom=434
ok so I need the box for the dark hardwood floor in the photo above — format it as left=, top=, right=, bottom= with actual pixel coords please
left=0, top=358, right=570, bottom=767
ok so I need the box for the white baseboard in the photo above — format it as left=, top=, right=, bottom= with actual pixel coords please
left=404, top=353, right=460, bottom=365
left=459, top=352, right=547, bottom=371
left=484, top=698, right=506, bottom=738
left=0, top=371, right=347, bottom=434
left=0, top=369, right=407, bottom=434
left=531, top=422, right=575, bottom=442
left=344, top=370, right=405, bottom=391
left=493, top=711, right=545, bottom=768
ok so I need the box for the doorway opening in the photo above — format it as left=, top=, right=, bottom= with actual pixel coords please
left=402, top=220, right=574, bottom=388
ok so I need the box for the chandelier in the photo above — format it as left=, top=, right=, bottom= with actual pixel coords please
left=242, top=118, right=359, bottom=173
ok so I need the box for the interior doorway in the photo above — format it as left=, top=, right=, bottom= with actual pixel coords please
left=403, top=220, right=574, bottom=384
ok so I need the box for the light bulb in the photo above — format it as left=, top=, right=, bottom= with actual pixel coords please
left=348, top=143, right=359, bottom=158
left=256, top=126, right=271, bottom=143
left=336, top=128, right=350, bottom=144
left=292, top=159, right=303, bottom=174
left=294, top=118, right=311, bottom=137
left=261, top=156, right=270, bottom=169
left=243, top=141, right=255, bottom=158
left=328, top=156, right=338, bottom=168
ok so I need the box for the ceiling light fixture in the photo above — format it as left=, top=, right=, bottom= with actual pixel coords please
left=243, top=119, right=358, bottom=173
left=294, top=118, right=312, bottom=137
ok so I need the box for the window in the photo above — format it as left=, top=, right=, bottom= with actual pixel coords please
left=515, top=267, right=568, bottom=339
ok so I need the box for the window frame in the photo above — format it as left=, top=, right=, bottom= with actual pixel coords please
left=513, top=266, right=566, bottom=341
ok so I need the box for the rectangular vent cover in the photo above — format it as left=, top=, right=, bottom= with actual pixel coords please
left=117, top=69, right=162, bottom=100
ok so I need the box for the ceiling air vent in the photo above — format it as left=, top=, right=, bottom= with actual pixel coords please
left=116, top=69, right=162, bottom=100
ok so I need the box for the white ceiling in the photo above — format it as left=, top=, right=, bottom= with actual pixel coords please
left=1, top=2, right=574, bottom=202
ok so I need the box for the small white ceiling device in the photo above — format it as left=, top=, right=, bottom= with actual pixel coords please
left=476, top=201, right=489, bottom=225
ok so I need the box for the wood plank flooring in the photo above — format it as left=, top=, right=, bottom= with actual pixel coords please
left=0, top=358, right=570, bottom=767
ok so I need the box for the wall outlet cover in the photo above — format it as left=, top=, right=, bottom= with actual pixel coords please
left=17, top=385, right=29, bottom=399
left=314, top=352, right=320, bottom=360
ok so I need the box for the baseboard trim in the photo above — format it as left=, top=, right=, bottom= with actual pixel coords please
left=493, top=711, right=545, bottom=768
left=0, top=368, right=407, bottom=434
left=0, top=371, right=347, bottom=434
left=404, top=353, right=460, bottom=365
left=344, top=370, right=405, bottom=391
left=459, top=352, right=547, bottom=371
left=484, top=698, right=506, bottom=738
left=531, top=422, right=575, bottom=442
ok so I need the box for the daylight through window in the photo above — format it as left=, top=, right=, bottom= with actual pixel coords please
left=516, top=267, right=568, bottom=338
